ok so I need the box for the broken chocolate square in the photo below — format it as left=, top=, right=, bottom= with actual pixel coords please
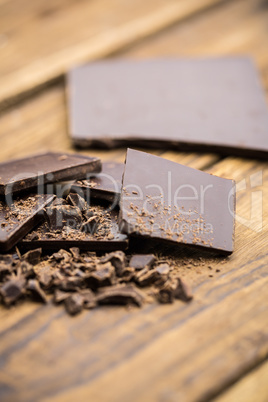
left=0, top=152, right=101, bottom=195
left=0, top=194, right=55, bottom=252
left=119, top=149, right=235, bottom=255
left=129, top=254, right=156, bottom=270
left=71, top=162, right=124, bottom=204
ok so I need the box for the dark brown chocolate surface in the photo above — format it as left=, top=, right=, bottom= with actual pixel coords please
left=20, top=197, right=128, bottom=251
left=71, top=162, right=124, bottom=204
left=0, top=152, right=101, bottom=195
left=119, top=149, right=235, bottom=255
left=68, top=58, right=268, bottom=158
left=0, top=194, right=55, bottom=252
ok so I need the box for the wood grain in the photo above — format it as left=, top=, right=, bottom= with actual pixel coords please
left=0, top=0, right=268, bottom=401
left=215, top=360, right=268, bottom=402
left=0, top=0, right=226, bottom=107
left=119, top=0, right=268, bottom=88
left=0, top=157, right=267, bottom=402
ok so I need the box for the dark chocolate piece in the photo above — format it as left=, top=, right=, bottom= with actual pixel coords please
left=119, top=149, right=235, bottom=255
left=65, top=293, right=84, bottom=315
left=157, top=285, right=174, bottom=304
left=0, top=152, right=101, bottom=195
left=27, top=279, right=47, bottom=303
left=0, top=194, right=55, bottom=252
left=45, top=203, right=83, bottom=231
left=85, top=262, right=116, bottom=289
left=129, top=254, right=156, bottom=270
left=0, top=277, right=26, bottom=305
left=22, top=248, right=42, bottom=265
left=96, top=284, right=145, bottom=306
left=135, top=267, right=159, bottom=287
left=79, top=289, right=96, bottom=309
left=68, top=58, right=268, bottom=158
left=67, top=193, right=88, bottom=212
left=37, top=266, right=53, bottom=288
left=173, top=278, right=193, bottom=302
left=71, top=162, right=124, bottom=204
left=155, top=263, right=170, bottom=276
left=54, top=289, right=71, bottom=304
left=99, top=251, right=126, bottom=276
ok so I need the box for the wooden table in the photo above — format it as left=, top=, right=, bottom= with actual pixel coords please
left=0, top=1, right=267, bottom=401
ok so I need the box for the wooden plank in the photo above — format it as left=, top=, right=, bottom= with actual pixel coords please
left=0, top=1, right=268, bottom=400
left=119, top=0, right=268, bottom=87
left=0, top=157, right=267, bottom=402
left=0, top=0, right=226, bottom=107
left=215, top=360, right=268, bottom=402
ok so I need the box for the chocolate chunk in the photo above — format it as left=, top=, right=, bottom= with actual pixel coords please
left=0, top=194, right=55, bottom=252
left=96, top=284, right=144, bottom=306
left=45, top=203, right=83, bottom=231
left=155, top=263, right=170, bottom=276
left=37, top=266, right=53, bottom=288
left=51, top=249, right=72, bottom=262
left=65, top=293, right=84, bottom=315
left=54, top=276, right=84, bottom=291
left=0, top=152, right=101, bottom=195
left=69, top=247, right=81, bottom=261
left=54, top=289, right=71, bottom=304
left=157, top=286, right=174, bottom=304
left=27, top=279, right=47, bottom=303
left=173, top=278, right=193, bottom=302
left=118, top=267, right=135, bottom=283
left=69, top=58, right=268, bottom=159
left=0, top=264, right=12, bottom=281
left=119, top=149, right=235, bottom=255
left=85, top=262, right=115, bottom=289
left=22, top=248, right=42, bottom=265
left=20, top=261, right=35, bottom=279
left=81, top=215, right=99, bottom=234
left=71, top=162, right=124, bottom=204
left=79, top=289, right=96, bottom=309
left=0, top=277, right=26, bottom=305
left=135, top=268, right=159, bottom=287
left=67, top=193, right=88, bottom=212
left=100, top=251, right=126, bottom=276
left=129, top=254, right=156, bottom=270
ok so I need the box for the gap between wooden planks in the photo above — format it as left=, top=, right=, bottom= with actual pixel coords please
left=0, top=0, right=226, bottom=108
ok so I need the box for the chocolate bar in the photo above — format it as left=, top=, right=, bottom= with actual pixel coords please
left=0, top=152, right=101, bottom=195
left=0, top=194, right=55, bottom=252
left=68, top=58, right=268, bottom=158
left=71, top=162, right=124, bottom=204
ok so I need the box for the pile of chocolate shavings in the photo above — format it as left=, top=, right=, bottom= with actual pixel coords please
left=25, top=197, right=116, bottom=241
left=0, top=248, right=193, bottom=315
left=0, top=196, right=40, bottom=232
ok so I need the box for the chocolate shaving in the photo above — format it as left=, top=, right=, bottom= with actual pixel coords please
left=96, top=284, right=145, bottom=307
